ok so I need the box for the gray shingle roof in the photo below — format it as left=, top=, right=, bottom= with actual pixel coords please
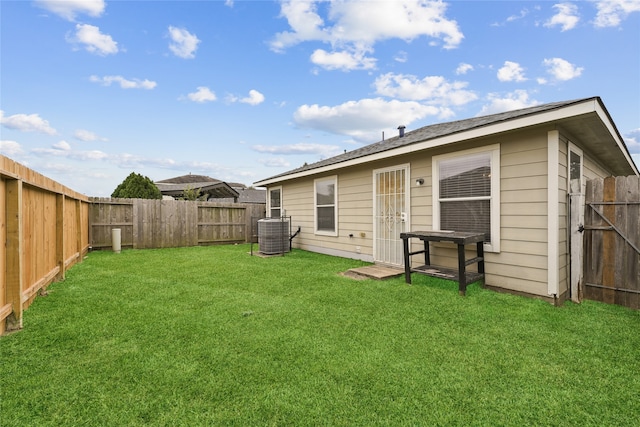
left=157, top=174, right=220, bottom=184
left=156, top=181, right=239, bottom=199
left=256, top=97, right=597, bottom=184
left=217, top=188, right=266, bottom=204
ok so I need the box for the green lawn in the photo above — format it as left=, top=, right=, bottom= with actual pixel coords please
left=1, top=245, right=639, bottom=426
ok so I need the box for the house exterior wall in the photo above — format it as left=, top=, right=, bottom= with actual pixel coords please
left=270, top=124, right=624, bottom=300
left=488, top=130, right=549, bottom=296
left=409, top=131, right=551, bottom=298
left=282, top=164, right=377, bottom=261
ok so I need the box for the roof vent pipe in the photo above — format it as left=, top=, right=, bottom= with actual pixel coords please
left=398, top=125, right=406, bottom=137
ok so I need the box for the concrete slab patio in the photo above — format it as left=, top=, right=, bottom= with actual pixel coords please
left=343, top=265, right=404, bottom=280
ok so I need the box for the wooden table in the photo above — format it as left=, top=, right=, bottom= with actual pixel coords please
left=400, top=231, right=485, bottom=295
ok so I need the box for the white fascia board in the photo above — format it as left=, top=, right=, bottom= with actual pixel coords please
left=255, top=100, right=608, bottom=187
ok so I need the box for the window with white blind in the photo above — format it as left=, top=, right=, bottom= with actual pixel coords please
left=268, top=187, right=282, bottom=218
left=433, top=145, right=500, bottom=252
left=315, top=176, right=338, bottom=236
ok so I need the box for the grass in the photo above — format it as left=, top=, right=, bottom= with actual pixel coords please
left=1, top=244, right=639, bottom=426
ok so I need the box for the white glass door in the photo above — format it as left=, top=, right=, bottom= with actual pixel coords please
left=374, top=165, right=410, bottom=266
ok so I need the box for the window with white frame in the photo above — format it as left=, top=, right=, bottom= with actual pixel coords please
left=433, top=145, right=500, bottom=252
left=268, top=187, right=282, bottom=218
left=315, top=176, right=337, bottom=235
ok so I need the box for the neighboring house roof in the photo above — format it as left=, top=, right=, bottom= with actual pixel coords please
left=228, top=182, right=248, bottom=189
left=157, top=174, right=220, bottom=184
left=156, top=174, right=245, bottom=200
left=218, top=188, right=266, bottom=204
left=155, top=181, right=239, bottom=200
left=254, top=97, right=638, bottom=186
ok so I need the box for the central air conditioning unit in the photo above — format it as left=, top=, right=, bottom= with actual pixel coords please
left=258, top=218, right=290, bottom=255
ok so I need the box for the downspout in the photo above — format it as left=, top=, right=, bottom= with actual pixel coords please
left=289, top=226, right=301, bottom=251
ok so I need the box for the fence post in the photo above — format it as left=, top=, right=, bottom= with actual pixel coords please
left=5, top=179, right=23, bottom=331
left=55, top=194, right=65, bottom=281
left=76, top=199, right=83, bottom=261
left=602, top=177, right=616, bottom=304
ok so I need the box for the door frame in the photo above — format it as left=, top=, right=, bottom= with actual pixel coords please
left=567, top=142, right=584, bottom=303
left=372, top=164, right=411, bottom=266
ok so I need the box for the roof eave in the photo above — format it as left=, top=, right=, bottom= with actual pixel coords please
left=256, top=98, right=640, bottom=186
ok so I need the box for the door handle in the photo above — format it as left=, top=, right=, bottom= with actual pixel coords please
left=577, top=224, right=584, bottom=233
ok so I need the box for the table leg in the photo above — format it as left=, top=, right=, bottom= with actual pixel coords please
left=424, top=240, right=430, bottom=266
left=477, top=241, right=485, bottom=287
left=403, top=237, right=411, bottom=284
left=458, top=243, right=466, bottom=296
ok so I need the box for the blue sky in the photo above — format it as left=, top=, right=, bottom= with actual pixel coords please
left=1, top=0, right=639, bottom=196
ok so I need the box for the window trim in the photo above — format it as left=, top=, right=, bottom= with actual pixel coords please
left=267, top=186, right=282, bottom=218
left=432, top=144, right=500, bottom=253
left=314, top=175, right=338, bottom=237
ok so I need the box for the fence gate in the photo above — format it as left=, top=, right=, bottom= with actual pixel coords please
left=583, top=176, right=639, bottom=310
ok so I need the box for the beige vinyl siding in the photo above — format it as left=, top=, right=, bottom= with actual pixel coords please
left=487, top=131, right=550, bottom=295
left=405, top=131, right=551, bottom=297
left=397, top=131, right=551, bottom=296
left=584, top=153, right=612, bottom=181
left=409, top=160, right=432, bottom=231
left=277, top=167, right=376, bottom=260
left=278, top=179, right=313, bottom=250
left=338, top=165, right=374, bottom=256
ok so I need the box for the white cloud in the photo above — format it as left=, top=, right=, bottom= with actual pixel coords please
left=491, top=7, right=531, bottom=26
left=225, top=0, right=234, bottom=7
left=542, top=57, right=583, bottom=81
left=253, top=143, right=340, bottom=158
left=456, top=63, right=474, bottom=75
left=507, top=8, right=530, bottom=23
left=258, top=157, right=291, bottom=168
left=31, top=146, right=110, bottom=161
left=374, top=72, right=477, bottom=107
left=293, top=98, right=445, bottom=143
left=497, top=61, right=527, bottom=82
left=187, top=87, right=217, bottom=103
left=545, top=3, right=580, bottom=31
left=90, top=75, right=157, bottom=89
left=270, top=1, right=328, bottom=52
left=53, top=140, right=71, bottom=151
left=394, top=51, right=408, bottom=63
left=35, top=0, right=105, bottom=21
left=310, top=48, right=376, bottom=71
left=240, top=90, right=265, bottom=106
left=74, top=129, right=107, bottom=142
left=271, top=0, right=463, bottom=71
left=477, top=91, right=540, bottom=116
left=593, top=0, right=640, bottom=28
left=168, top=26, right=200, bottom=59
left=227, top=90, right=266, bottom=106
left=0, top=140, right=24, bottom=156
left=0, top=110, right=57, bottom=135
left=624, top=128, right=640, bottom=154
left=68, top=24, right=118, bottom=56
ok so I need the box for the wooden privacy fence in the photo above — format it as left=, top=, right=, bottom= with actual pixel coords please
left=89, top=198, right=265, bottom=250
left=1, top=155, right=90, bottom=334
left=583, top=176, right=639, bottom=310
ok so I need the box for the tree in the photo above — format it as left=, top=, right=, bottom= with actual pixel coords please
left=180, top=186, right=206, bottom=201
left=111, top=172, right=162, bottom=199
